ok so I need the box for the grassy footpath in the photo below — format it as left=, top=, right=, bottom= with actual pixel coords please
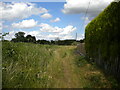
left=2, top=42, right=118, bottom=88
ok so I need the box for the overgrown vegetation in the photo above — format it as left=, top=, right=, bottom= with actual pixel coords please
left=2, top=42, right=118, bottom=88
left=2, top=42, right=56, bottom=88
left=85, top=1, right=120, bottom=82
left=74, top=56, right=119, bottom=88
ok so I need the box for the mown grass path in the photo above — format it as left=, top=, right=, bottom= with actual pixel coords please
left=46, top=46, right=81, bottom=88
left=2, top=42, right=116, bottom=88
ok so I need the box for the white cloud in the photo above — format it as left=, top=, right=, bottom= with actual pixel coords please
left=4, top=30, right=40, bottom=40
left=39, top=23, right=62, bottom=33
left=4, top=22, right=77, bottom=40
left=12, top=19, right=38, bottom=29
left=45, top=34, right=74, bottom=40
left=4, top=30, right=16, bottom=40
left=40, top=13, right=52, bottom=19
left=50, top=17, right=61, bottom=22
left=81, top=17, right=91, bottom=27
left=0, top=2, right=48, bottom=20
left=39, top=23, right=76, bottom=35
left=4, top=29, right=81, bottom=41
left=46, top=34, right=58, bottom=39
left=114, top=0, right=120, bottom=2
left=36, top=33, right=75, bottom=40
left=59, top=25, right=76, bottom=35
left=77, top=33, right=84, bottom=40
left=0, top=22, right=2, bottom=33
left=61, top=35, right=74, bottom=40
left=62, top=0, right=114, bottom=16
left=34, top=33, right=75, bottom=40
left=28, top=31, right=40, bottom=36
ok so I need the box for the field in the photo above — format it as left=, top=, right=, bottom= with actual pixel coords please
left=2, top=42, right=117, bottom=88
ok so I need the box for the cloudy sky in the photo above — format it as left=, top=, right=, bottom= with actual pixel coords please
left=0, top=0, right=114, bottom=40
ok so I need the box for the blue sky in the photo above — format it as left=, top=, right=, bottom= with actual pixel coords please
left=0, top=0, right=113, bottom=40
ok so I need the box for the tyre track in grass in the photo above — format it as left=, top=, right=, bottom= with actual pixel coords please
left=47, top=46, right=82, bottom=88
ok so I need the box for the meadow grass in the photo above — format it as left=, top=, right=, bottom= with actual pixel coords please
left=2, top=42, right=118, bottom=88
left=2, top=42, right=57, bottom=88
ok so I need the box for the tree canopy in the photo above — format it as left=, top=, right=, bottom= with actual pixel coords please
left=11, top=32, right=83, bottom=45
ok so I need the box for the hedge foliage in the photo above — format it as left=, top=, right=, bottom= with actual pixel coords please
left=85, top=2, right=120, bottom=81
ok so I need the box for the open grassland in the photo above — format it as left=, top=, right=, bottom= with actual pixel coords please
left=2, top=42, right=118, bottom=88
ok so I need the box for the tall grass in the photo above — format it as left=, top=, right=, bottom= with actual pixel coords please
left=2, top=42, right=57, bottom=88
left=2, top=42, right=118, bottom=88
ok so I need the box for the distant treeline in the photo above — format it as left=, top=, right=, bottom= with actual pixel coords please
left=85, top=2, right=120, bottom=81
left=10, top=32, right=84, bottom=45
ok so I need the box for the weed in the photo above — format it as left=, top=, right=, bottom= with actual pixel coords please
left=75, top=56, right=87, bottom=67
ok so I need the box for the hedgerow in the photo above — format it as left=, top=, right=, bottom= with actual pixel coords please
left=85, top=2, right=120, bottom=81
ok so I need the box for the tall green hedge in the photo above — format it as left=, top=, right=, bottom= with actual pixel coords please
left=85, top=2, right=120, bottom=81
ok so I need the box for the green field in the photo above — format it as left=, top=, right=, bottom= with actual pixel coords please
left=2, top=42, right=117, bottom=88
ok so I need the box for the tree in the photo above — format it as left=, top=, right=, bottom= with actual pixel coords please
left=36, top=40, right=50, bottom=44
left=0, top=32, right=9, bottom=41
left=26, top=35, right=36, bottom=43
left=15, top=32, right=25, bottom=38
left=50, top=40, right=55, bottom=45
left=80, top=39, right=85, bottom=43
left=11, top=38, right=17, bottom=42
left=12, top=32, right=36, bottom=43
left=55, top=37, right=60, bottom=45
left=40, top=40, right=50, bottom=44
left=14, top=32, right=26, bottom=42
